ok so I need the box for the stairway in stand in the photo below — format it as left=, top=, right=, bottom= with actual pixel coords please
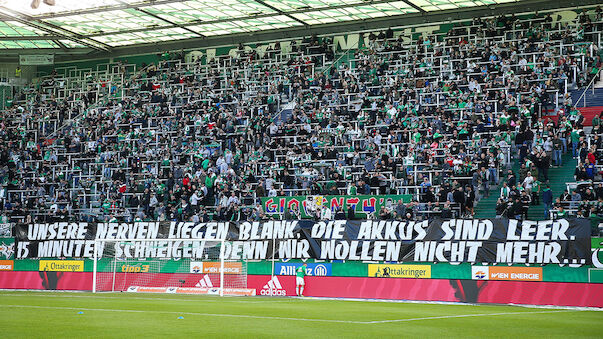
left=474, top=153, right=576, bottom=220
left=527, top=153, right=576, bottom=220
left=473, top=161, right=518, bottom=219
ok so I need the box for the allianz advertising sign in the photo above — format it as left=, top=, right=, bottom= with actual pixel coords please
left=275, top=263, right=332, bottom=276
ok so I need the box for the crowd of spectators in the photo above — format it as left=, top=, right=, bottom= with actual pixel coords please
left=0, top=9, right=602, bottom=226
left=494, top=112, right=602, bottom=221
left=552, top=117, right=603, bottom=223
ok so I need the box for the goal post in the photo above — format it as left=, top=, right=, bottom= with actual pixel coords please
left=92, top=239, right=254, bottom=296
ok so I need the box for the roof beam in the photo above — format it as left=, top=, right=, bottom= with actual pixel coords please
left=86, top=0, right=410, bottom=38
left=0, top=35, right=64, bottom=40
left=54, top=40, right=69, bottom=51
left=253, top=0, right=308, bottom=26
left=0, top=6, right=112, bottom=51
left=401, top=0, right=426, bottom=13
left=115, top=0, right=205, bottom=37
left=0, top=48, right=93, bottom=61
left=34, top=0, right=189, bottom=20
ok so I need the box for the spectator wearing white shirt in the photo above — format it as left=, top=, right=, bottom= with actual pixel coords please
left=265, top=177, right=276, bottom=191
left=522, top=172, right=534, bottom=195
left=386, top=105, right=397, bottom=121
left=320, top=205, right=332, bottom=220
left=227, top=191, right=240, bottom=206
left=219, top=194, right=229, bottom=208
left=269, top=121, right=278, bottom=135
left=224, top=149, right=233, bottom=165
left=190, top=191, right=201, bottom=212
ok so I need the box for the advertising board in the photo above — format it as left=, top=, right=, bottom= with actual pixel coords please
left=368, top=264, right=431, bottom=278
left=0, top=260, right=13, bottom=271
left=471, top=266, right=543, bottom=281
left=39, top=260, right=84, bottom=272
left=275, top=263, right=332, bottom=276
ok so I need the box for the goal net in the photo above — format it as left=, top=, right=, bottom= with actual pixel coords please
left=92, top=239, right=253, bottom=296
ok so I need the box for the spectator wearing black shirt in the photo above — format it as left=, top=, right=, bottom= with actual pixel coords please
left=520, top=190, right=532, bottom=219
left=453, top=187, right=465, bottom=216
left=465, top=186, right=475, bottom=217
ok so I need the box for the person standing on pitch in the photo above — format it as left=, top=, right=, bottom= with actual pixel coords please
left=296, top=263, right=307, bottom=297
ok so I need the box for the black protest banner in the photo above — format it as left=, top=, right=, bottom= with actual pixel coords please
left=13, top=219, right=591, bottom=265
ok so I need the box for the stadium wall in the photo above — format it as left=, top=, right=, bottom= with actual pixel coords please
left=248, top=275, right=603, bottom=307
left=0, top=270, right=601, bottom=307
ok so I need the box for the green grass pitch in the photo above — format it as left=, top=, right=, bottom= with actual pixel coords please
left=0, top=291, right=600, bottom=338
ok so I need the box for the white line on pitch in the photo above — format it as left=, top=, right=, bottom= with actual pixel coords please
left=3, top=304, right=363, bottom=324
left=2, top=304, right=581, bottom=324
left=365, top=310, right=575, bottom=324
left=0, top=293, right=294, bottom=304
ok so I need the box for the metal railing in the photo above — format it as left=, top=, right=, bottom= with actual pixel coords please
left=574, top=67, right=602, bottom=108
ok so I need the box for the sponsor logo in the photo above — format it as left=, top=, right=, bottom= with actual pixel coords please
left=39, top=260, right=84, bottom=272
left=368, top=264, right=431, bottom=278
left=208, top=288, right=221, bottom=295
left=275, top=263, right=332, bottom=276
left=260, top=276, right=286, bottom=296
left=202, top=262, right=243, bottom=275
left=472, top=266, right=543, bottom=281
left=190, top=262, right=203, bottom=273
left=121, top=264, right=150, bottom=273
left=471, top=266, right=489, bottom=280
left=195, top=274, right=213, bottom=288
left=126, top=286, right=256, bottom=296
left=189, top=262, right=243, bottom=274
left=132, top=286, right=169, bottom=293
left=593, top=249, right=603, bottom=268
left=0, top=260, right=14, bottom=271
left=178, top=287, right=212, bottom=294
left=313, top=264, right=328, bottom=276
left=592, top=238, right=603, bottom=268
left=489, top=267, right=543, bottom=281
left=0, top=239, right=14, bottom=260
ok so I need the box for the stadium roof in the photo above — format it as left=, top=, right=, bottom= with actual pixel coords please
left=0, top=0, right=529, bottom=51
left=0, top=0, right=598, bottom=60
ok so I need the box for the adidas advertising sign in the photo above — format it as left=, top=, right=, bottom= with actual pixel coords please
left=195, top=274, right=213, bottom=288
left=260, top=276, right=286, bottom=296
left=275, top=263, right=331, bottom=276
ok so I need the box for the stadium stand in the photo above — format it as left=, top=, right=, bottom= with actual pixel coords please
left=0, top=8, right=602, bottom=231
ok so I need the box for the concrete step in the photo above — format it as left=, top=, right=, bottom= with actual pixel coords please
left=474, top=153, right=576, bottom=220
